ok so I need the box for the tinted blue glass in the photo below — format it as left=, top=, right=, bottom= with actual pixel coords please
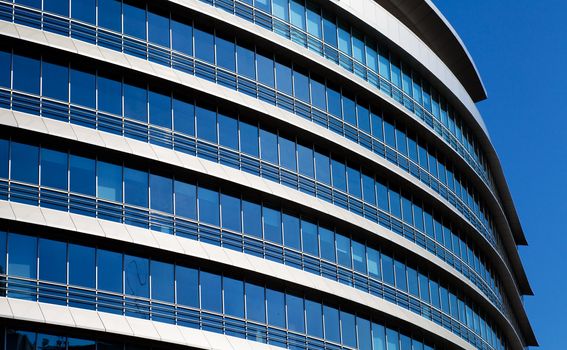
left=362, top=173, right=375, bottom=205
left=382, top=253, right=394, bottom=286
left=173, top=94, right=195, bottom=135
left=148, top=7, right=170, bottom=48
left=0, top=231, right=5, bottom=275
left=418, top=272, right=430, bottom=303
left=36, top=333, right=66, bottom=350
left=260, top=129, right=278, bottom=164
left=171, top=16, right=193, bottom=55
left=331, top=158, right=346, bottom=192
left=98, top=249, right=122, bottom=293
left=42, top=58, right=68, bottom=101
left=407, top=267, right=419, bottom=297
left=176, top=265, right=198, bottom=307
left=98, top=0, right=122, bottom=32
left=341, top=311, right=356, bottom=347
left=386, top=327, right=399, bottom=350
left=358, top=318, right=372, bottom=350
left=221, top=192, right=241, bottom=231
left=237, top=44, right=256, bottom=79
left=196, top=104, right=217, bottom=143
left=124, top=80, right=147, bottom=122
left=337, top=21, right=351, bottom=55
left=357, top=104, right=370, bottom=133
left=286, top=294, right=304, bottom=333
left=322, top=12, right=337, bottom=46
left=201, top=271, right=221, bottom=312
left=8, top=233, right=36, bottom=278
left=194, top=26, right=214, bottom=63
left=98, top=72, right=122, bottom=115
left=311, top=76, right=326, bottom=110
left=336, top=234, right=351, bottom=268
left=0, top=48, right=10, bottom=88
left=352, top=31, right=364, bottom=63
left=379, top=49, right=390, bottom=80
left=41, top=148, right=67, bottom=190
left=125, top=255, right=149, bottom=297
left=70, top=154, right=95, bottom=195
left=367, top=247, right=380, bottom=279
left=430, top=280, right=440, bottom=308
left=213, top=35, right=234, bottom=72
left=44, top=0, right=68, bottom=15
left=7, top=330, right=36, bottom=350
left=319, top=227, right=335, bottom=262
left=290, top=0, right=306, bottom=29
left=301, top=219, right=318, bottom=256
left=396, top=129, right=407, bottom=155
left=272, top=0, right=288, bottom=20
left=306, top=1, right=321, bottom=38
left=150, top=173, right=173, bottom=213
left=175, top=180, right=196, bottom=219
left=323, top=305, right=340, bottom=342
left=97, top=161, right=122, bottom=202
left=123, top=0, right=146, bottom=39
left=257, top=52, right=274, bottom=87
left=70, top=66, right=95, bottom=108
left=297, top=143, right=314, bottom=177
left=293, top=68, right=309, bottom=102
left=342, top=95, right=356, bottom=125
left=149, top=88, right=171, bottom=128
left=371, top=111, right=383, bottom=140
left=314, top=150, right=330, bottom=185
left=275, top=61, right=292, bottom=95
left=384, top=119, right=396, bottom=148
left=267, top=288, right=285, bottom=327
left=69, top=244, right=95, bottom=288
left=223, top=276, right=244, bottom=317
left=151, top=261, right=174, bottom=302
left=13, top=52, right=39, bottom=94
left=243, top=199, right=262, bottom=238
left=12, top=142, right=38, bottom=184
left=263, top=206, right=281, bottom=243
left=246, top=282, right=265, bottom=322
left=377, top=181, right=388, bottom=211
left=240, top=121, right=259, bottom=156
left=124, top=168, right=148, bottom=207
left=39, top=239, right=66, bottom=283
left=283, top=213, right=300, bottom=249
left=305, top=300, right=323, bottom=337
left=373, top=323, right=386, bottom=350
left=279, top=136, right=296, bottom=171
left=389, top=189, right=401, bottom=218
left=71, top=0, right=95, bottom=24
left=391, top=59, right=401, bottom=88
left=352, top=240, right=366, bottom=273
left=346, top=165, right=361, bottom=198
left=395, top=260, right=407, bottom=291
left=255, top=0, right=271, bottom=12
left=402, top=195, right=412, bottom=224
left=198, top=186, right=219, bottom=226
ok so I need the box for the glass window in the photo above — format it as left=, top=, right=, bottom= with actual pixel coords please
left=430, top=280, right=440, bottom=308
left=372, top=323, right=386, bottom=350
left=286, top=294, right=305, bottom=333
left=352, top=240, right=366, bottom=273
left=69, top=244, right=95, bottom=288
left=358, top=317, right=372, bottom=350
left=237, top=44, right=256, bottom=79
left=418, top=272, right=430, bottom=303
left=12, top=142, right=38, bottom=184
left=6, top=330, right=37, bottom=350
left=311, top=75, right=326, bottom=110
left=13, top=51, right=40, bottom=94
left=224, top=277, right=244, bottom=317
left=276, top=60, right=293, bottom=95
left=389, top=189, right=401, bottom=218
left=377, top=180, right=388, bottom=212
left=246, top=282, right=265, bottom=322
left=218, top=110, right=238, bottom=150
left=0, top=48, right=10, bottom=89
left=323, top=305, right=340, bottom=342
left=98, top=70, right=122, bottom=115
left=98, top=249, right=122, bottom=293
left=357, top=104, right=370, bottom=133
left=198, top=186, right=219, bottom=226
left=41, top=148, right=67, bottom=190
left=260, top=128, right=278, bottom=164
left=39, top=238, right=66, bottom=283
left=306, top=1, right=321, bottom=38
left=384, top=119, right=396, bottom=148
left=148, top=6, right=170, bottom=48
left=272, top=0, right=289, bottom=20
left=366, top=41, right=378, bottom=73
left=173, top=93, right=194, bottom=136
left=379, top=48, right=390, bottom=80
left=341, top=311, right=357, bottom=347
left=255, top=0, right=270, bottom=12
left=367, top=247, right=380, bottom=279
left=216, top=34, right=236, bottom=72
left=382, top=253, right=394, bottom=286
left=71, top=0, right=95, bottom=24
left=149, top=88, right=171, bottom=128
left=352, top=30, right=365, bottom=63
left=407, top=267, right=419, bottom=297
left=306, top=299, right=323, bottom=338
left=197, top=103, right=217, bottom=142
left=386, top=328, right=399, bottom=350
left=124, top=167, right=148, bottom=207
left=175, top=180, right=196, bottom=220
left=151, top=260, right=174, bottom=302
left=264, top=206, right=281, bottom=243
left=42, top=57, right=68, bottom=101
left=267, top=288, right=285, bottom=327
left=36, top=334, right=65, bottom=350
left=391, top=58, right=401, bottom=88
left=221, top=192, right=241, bottom=232
left=240, top=121, right=259, bottom=156
left=336, top=233, right=351, bottom=268
left=243, top=199, right=262, bottom=238
left=327, top=83, right=341, bottom=118
left=301, top=219, right=318, bottom=256
left=322, top=11, right=337, bottom=47
left=347, top=165, right=361, bottom=198
left=314, top=150, right=330, bottom=185
left=283, top=213, right=300, bottom=250
left=123, top=0, right=147, bottom=40
left=279, top=136, right=296, bottom=171
left=319, top=227, right=335, bottom=262
left=257, top=51, right=274, bottom=87
left=400, top=335, right=411, bottom=350
left=395, top=260, right=407, bottom=291
left=98, top=0, right=122, bottom=32
left=124, top=80, right=147, bottom=122
left=371, top=111, right=383, bottom=140
left=8, top=233, right=37, bottom=278
left=70, top=65, right=96, bottom=108
left=362, top=173, right=375, bottom=205
left=331, top=158, right=346, bottom=192
left=176, top=265, right=199, bottom=307
left=290, top=0, right=306, bottom=29
left=97, top=161, right=122, bottom=202
left=194, top=25, right=214, bottom=64
left=297, top=143, right=314, bottom=178
left=293, top=68, right=310, bottom=103
left=150, top=173, right=173, bottom=214
left=201, top=271, right=221, bottom=312
left=402, top=195, right=412, bottom=225
left=342, top=94, right=356, bottom=126
left=171, top=15, right=193, bottom=56
left=337, top=21, right=351, bottom=55
left=70, top=154, right=95, bottom=196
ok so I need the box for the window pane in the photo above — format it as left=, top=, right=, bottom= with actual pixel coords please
left=218, top=111, right=238, bottom=149
left=123, top=0, right=146, bottom=40
left=151, top=260, right=174, bottom=302
left=395, top=260, right=407, bottom=291
left=98, top=71, right=122, bottom=115
left=71, top=0, right=95, bottom=24
left=98, top=0, right=121, bottom=32
left=97, top=161, right=122, bottom=202
left=240, top=121, right=259, bottom=156
left=342, top=95, right=356, bottom=126
left=12, top=142, right=38, bottom=184
left=257, top=51, right=274, bottom=87
left=198, top=186, right=219, bottom=226
left=8, top=233, right=37, bottom=278
left=352, top=240, right=366, bottom=273
left=323, top=305, right=340, bottom=342
left=246, top=282, right=265, bottom=322
left=148, top=7, right=170, bottom=48
left=347, top=165, right=361, bottom=198
left=149, top=88, right=171, bottom=128
left=124, top=255, right=148, bottom=298
left=358, top=317, right=372, bottom=350
left=150, top=173, right=173, bottom=214
left=389, top=189, right=401, bottom=218
left=331, top=158, right=346, bottom=192
left=301, top=219, right=318, bottom=256
left=41, top=148, right=67, bottom=190
left=327, top=83, right=341, bottom=118
left=171, top=15, right=193, bottom=55
left=243, top=199, right=262, bottom=238
left=272, top=0, right=288, bottom=20
left=297, top=143, right=314, bottom=178
left=124, top=168, right=148, bottom=207
left=286, top=294, right=305, bottom=333
left=293, top=68, right=309, bottom=103
left=373, top=323, right=386, bottom=350
left=263, top=206, right=281, bottom=243
left=279, top=136, right=296, bottom=171
left=283, top=213, right=300, bottom=250
left=39, top=238, right=66, bottom=283
left=196, top=102, right=217, bottom=143
left=305, top=299, right=323, bottom=337
left=124, top=80, right=147, bottom=122
left=367, top=247, right=380, bottom=279
left=194, top=25, right=214, bottom=63
left=386, top=328, right=399, bottom=350
left=42, top=57, right=68, bottom=101
left=336, top=233, right=351, bottom=268
left=70, top=65, right=95, bottom=108
left=201, top=271, right=221, bottom=312
left=260, top=128, right=278, bottom=164
left=319, top=226, right=335, bottom=262
left=221, top=192, right=241, bottom=232
left=276, top=60, right=292, bottom=95
left=267, top=288, right=285, bottom=327
left=237, top=44, right=256, bottom=79
left=314, top=150, right=330, bottom=185
left=224, top=276, right=244, bottom=317
left=69, top=244, right=95, bottom=288
left=340, top=311, right=356, bottom=347
left=70, top=154, right=95, bottom=195
left=13, top=51, right=39, bottom=94
left=290, top=0, right=306, bottom=29
left=311, top=76, right=326, bottom=110
left=175, top=180, right=197, bottom=220
left=176, top=265, right=198, bottom=307
left=98, top=249, right=122, bottom=293
left=216, top=34, right=235, bottom=71
left=0, top=48, right=10, bottom=89
left=337, top=21, right=351, bottom=54
left=382, top=253, right=394, bottom=286
left=173, top=93, right=194, bottom=136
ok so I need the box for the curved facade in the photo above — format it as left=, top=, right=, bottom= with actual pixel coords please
left=0, top=0, right=536, bottom=349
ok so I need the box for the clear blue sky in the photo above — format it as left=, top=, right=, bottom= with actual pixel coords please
left=432, top=1, right=567, bottom=348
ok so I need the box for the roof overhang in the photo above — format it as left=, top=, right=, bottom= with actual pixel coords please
left=373, top=0, right=488, bottom=102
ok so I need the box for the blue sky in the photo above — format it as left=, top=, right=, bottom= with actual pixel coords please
left=432, top=1, right=567, bottom=348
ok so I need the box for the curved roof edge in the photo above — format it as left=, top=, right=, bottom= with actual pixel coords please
left=373, top=0, right=488, bottom=102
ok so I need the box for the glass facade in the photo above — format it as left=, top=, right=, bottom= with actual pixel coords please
left=0, top=0, right=535, bottom=349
